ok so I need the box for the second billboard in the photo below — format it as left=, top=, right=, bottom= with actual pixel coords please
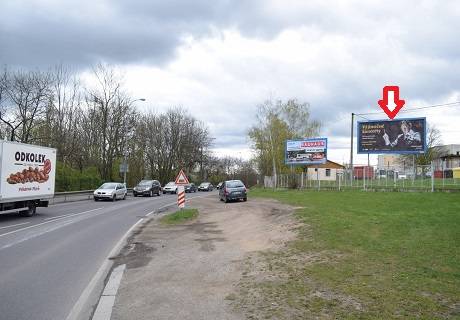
left=357, top=117, right=426, bottom=154
left=285, top=138, right=327, bottom=165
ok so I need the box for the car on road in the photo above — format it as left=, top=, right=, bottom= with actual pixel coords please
left=133, top=180, right=161, bottom=197
left=94, top=182, right=127, bottom=201
left=219, top=180, right=247, bottom=203
left=185, top=183, right=197, bottom=193
left=198, top=182, right=214, bottom=191
left=163, top=182, right=178, bottom=194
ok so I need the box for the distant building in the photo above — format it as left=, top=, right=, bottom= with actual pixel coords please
left=304, top=160, right=345, bottom=181
left=377, top=154, right=402, bottom=171
left=353, top=166, right=374, bottom=179
left=433, top=144, right=460, bottom=170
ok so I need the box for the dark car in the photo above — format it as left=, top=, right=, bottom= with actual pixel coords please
left=219, top=180, right=247, bottom=203
left=133, top=180, right=161, bottom=197
left=198, top=182, right=213, bottom=191
left=185, top=183, right=197, bottom=193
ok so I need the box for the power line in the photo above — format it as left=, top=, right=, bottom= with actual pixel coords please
left=354, top=114, right=370, bottom=121
left=355, top=101, right=460, bottom=116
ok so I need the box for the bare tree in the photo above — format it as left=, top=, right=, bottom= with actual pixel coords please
left=85, top=63, right=137, bottom=180
left=0, top=68, right=53, bottom=142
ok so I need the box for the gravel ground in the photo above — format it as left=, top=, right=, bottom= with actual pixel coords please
left=110, top=194, right=295, bottom=320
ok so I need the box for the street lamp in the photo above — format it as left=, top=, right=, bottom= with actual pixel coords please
left=122, top=98, right=146, bottom=186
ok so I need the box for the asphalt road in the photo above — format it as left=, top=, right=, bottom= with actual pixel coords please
left=0, top=191, right=211, bottom=320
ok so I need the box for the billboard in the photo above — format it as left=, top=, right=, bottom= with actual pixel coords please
left=357, top=117, right=426, bottom=154
left=285, top=138, right=327, bottom=165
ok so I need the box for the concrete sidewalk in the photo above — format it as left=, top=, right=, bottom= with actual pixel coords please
left=108, top=195, right=295, bottom=320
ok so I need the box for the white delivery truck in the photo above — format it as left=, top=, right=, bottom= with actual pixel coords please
left=0, top=141, right=56, bottom=216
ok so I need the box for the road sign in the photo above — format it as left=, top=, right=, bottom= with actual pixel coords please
left=119, top=163, right=129, bottom=173
left=175, top=169, right=189, bottom=185
left=177, top=186, right=185, bottom=208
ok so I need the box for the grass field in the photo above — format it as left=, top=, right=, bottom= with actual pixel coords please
left=242, top=189, right=460, bottom=319
left=160, top=208, right=198, bottom=225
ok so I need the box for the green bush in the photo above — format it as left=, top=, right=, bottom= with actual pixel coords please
left=55, top=162, right=103, bottom=191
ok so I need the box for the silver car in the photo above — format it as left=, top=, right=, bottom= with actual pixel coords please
left=162, top=182, right=178, bottom=194
left=94, top=182, right=127, bottom=201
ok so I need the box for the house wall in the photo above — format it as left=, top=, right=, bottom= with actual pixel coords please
left=306, top=168, right=342, bottom=181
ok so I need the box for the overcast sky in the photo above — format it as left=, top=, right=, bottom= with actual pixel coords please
left=1, top=0, right=459, bottom=164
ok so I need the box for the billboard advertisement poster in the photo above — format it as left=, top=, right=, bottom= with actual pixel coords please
left=357, top=117, right=426, bottom=154
left=285, top=138, right=327, bottom=165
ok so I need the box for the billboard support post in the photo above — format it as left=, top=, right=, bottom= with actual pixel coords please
left=363, top=166, right=366, bottom=190
left=350, top=113, right=354, bottom=187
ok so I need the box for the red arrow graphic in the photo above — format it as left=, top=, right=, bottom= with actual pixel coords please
left=378, top=86, right=405, bottom=119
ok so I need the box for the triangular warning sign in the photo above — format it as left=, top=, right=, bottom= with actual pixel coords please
left=175, top=169, right=190, bottom=185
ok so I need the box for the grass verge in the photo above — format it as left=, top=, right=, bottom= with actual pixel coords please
left=235, top=189, right=460, bottom=319
left=160, top=208, right=198, bottom=225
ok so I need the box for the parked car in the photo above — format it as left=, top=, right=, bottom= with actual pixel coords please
left=198, top=182, right=213, bottom=191
left=219, top=180, right=247, bottom=203
left=163, top=182, right=178, bottom=194
left=216, top=182, right=223, bottom=189
left=185, top=183, right=197, bottom=193
left=133, top=180, right=161, bottom=197
left=94, top=182, right=127, bottom=201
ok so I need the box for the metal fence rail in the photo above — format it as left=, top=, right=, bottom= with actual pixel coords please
left=264, top=163, right=460, bottom=192
left=51, top=188, right=134, bottom=204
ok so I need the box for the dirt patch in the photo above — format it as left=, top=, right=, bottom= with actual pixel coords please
left=111, top=195, right=297, bottom=320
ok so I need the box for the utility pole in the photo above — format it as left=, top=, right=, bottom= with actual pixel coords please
left=350, top=112, right=354, bottom=186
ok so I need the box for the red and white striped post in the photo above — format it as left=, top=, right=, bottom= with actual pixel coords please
left=177, top=185, right=185, bottom=209
left=175, top=169, right=189, bottom=209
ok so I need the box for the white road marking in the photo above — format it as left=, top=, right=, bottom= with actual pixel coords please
left=44, top=209, right=104, bottom=221
left=0, top=208, right=103, bottom=239
left=0, top=221, right=31, bottom=230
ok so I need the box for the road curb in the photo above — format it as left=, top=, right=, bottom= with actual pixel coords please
left=92, top=264, right=126, bottom=320
left=65, top=216, right=146, bottom=320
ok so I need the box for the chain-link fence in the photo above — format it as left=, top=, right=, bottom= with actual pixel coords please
left=264, top=163, right=460, bottom=192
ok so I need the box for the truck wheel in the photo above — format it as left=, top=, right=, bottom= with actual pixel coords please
left=22, top=204, right=36, bottom=217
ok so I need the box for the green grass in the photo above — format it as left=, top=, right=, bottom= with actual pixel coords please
left=241, top=188, right=460, bottom=319
left=160, top=208, right=198, bottom=225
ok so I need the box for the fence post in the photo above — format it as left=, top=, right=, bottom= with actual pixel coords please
left=363, top=167, right=366, bottom=191
left=442, top=159, right=445, bottom=188
left=431, top=161, right=435, bottom=192
left=316, top=167, right=320, bottom=191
